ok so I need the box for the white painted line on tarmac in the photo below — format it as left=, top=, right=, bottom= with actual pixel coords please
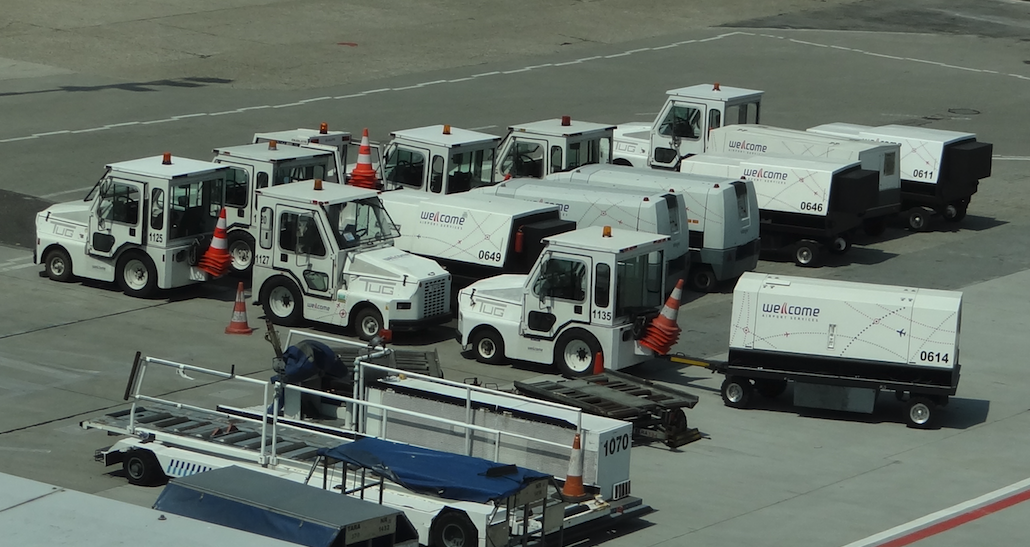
left=1, top=30, right=1025, bottom=145
left=993, top=156, right=1030, bottom=161
left=0, top=446, right=51, bottom=454
left=842, top=476, right=1030, bottom=547
left=0, top=262, right=37, bottom=273
left=40, top=186, right=92, bottom=198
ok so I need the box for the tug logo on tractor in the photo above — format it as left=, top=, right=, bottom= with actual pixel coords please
left=762, top=302, right=820, bottom=319
left=727, top=140, right=768, bottom=154
left=742, top=168, right=788, bottom=182
left=420, top=210, right=467, bottom=227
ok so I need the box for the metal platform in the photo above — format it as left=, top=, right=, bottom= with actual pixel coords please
left=514, top=369, right=703, bottom=449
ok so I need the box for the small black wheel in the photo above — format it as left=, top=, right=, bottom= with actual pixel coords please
left=721, top=376, right=753, bottom=408
left=755, top=379, right=787, bottom=399
left=117, top=252, right=158, bottom=298
left=793, top=240, right=820, bottom=267
left=471, top=328, right=505, bottom=365
left=262, top=277, right=304, bottom=326
left=907, top=208, right=930, bottom=232
left=827, top=236, right=851, bottom=255
left=942, top=201, right=968, bottom=223
left=227, top=231, right=256, bottom=275
left=554, top=329, right=602, bottom=378
left=123, top=449, right=166, bottom=486
left=353, top=307, right=385, bottom=341
left=689, top=265, right=718, bottom=293
left=430, top=510, right=477, bottom=547
left=44, top=247, right=74, bottom=282
left=905, top=396, right=937, bottom=429
left=863, top=218, right=887, bottom=237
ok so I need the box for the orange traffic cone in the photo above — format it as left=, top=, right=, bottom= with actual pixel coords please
left=349, top=128, right=379, bottom=189
left=225, top=282, right=254, bottom=335
left=639, top=278, right=685, bottom=355
left=198, top=208, right=231, bottom=278
left=592, top=352, right=604, bottom=375
left=562, top=433, right=588, bottom=500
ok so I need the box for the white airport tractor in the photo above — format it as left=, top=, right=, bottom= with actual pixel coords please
left=611, top=83, right=993, bottom=231
left=252, top=178, right=452, bottom=340
left=673, top=272, right=963, bottom=429
left=210, top=141, right=338, bottom=274
left=35, top=153, right=230, bottom=297
left=458, top=225, right=672, bottom=377
left=252, top=123, right=354, bottom=183
left=681, top=153, right=880, bottom=266
left=494, top=116, right=614, bottom=181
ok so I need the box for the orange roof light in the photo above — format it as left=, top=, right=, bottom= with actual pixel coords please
left=713, top=82, right=721, bottom=91
left=443, top=124, right=452, bottom=135
left=602, top=226, right=612, bottom=238
left=161, top=152, right=172, bottom=165
left=561, top=115, right=571, bottom=127
left=268, top=140, right=278, bottom=151
left=313, top=178, right=323, bottom=191
left=319, top=122, right=328, bottom=134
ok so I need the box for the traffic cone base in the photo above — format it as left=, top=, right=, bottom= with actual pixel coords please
left=225, top=282, right=254, bottom=335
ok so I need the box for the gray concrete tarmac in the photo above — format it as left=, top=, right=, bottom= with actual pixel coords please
left=2, top=1, right=1030, bottom=546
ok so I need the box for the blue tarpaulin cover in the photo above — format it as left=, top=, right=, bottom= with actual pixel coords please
left=318, top=437, right=552, bottom=504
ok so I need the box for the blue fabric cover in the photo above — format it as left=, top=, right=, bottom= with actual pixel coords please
left=318, top=437, right=551, bottom=504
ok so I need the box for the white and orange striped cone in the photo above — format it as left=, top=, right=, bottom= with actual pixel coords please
left=639, top=278, right=685, bottom=355
left=349, top=128, right=379, bottom=189
left=562, top=433, right=589, bottom=501
left=225, top=282, right=253, bottom=335
left=198, top=208, right=231, bottom=278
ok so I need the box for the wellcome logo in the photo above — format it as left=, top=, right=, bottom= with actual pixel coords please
left=742, top=167, right=788, bottom=182
left=762, top=302, right=820, bottom=319
left=420, top=210, right=467, bottom=227
left=727, top=140, right=768, bottom=153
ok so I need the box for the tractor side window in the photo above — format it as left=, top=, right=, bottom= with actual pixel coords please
left=224, top=168, right=249, bottom=208
left=430, top=155, right=444, bottom=194
left=257, top=172, right=269, bottom=189
left=384, top=148, right=426, bottom=189
left=594, top=263, right=611, bottom=308
left=99, top=181, right=140, bottom=225
left=504, top=141, right=543, bottom=179
left=448, top=148, right=495, bottom=193
left=279, top=212, right=326, bottom=257
left=258, top=207, right=273, bottom=249
left=150, top=188, right=164, bottom=230
left=169, top=178, right=222, bottom=239
left=532, top=258, right=587, bottom=302
left=657, top=104, right=702, bottom=140
left=567, top=139, right=606, bottom=170
left=708, top=109, right=722, bottom=131
left=724, top=102, right=760, bottom=125
left=273, top=160, right=328, bottom=187
left=550, top=146, right=563, bottom=174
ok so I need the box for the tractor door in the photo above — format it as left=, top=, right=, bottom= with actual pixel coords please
left=88, top=177, right=144, bottom=257
left=498, top=137, right=548, bottom=180
left=649, top=100, right=707, bottom=169
left=521, top=251, right=592, bottom=338
left=275, top=205, right=335, bottom=299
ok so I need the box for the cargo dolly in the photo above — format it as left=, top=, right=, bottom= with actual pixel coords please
left=514, top=369, right=702, bottom=449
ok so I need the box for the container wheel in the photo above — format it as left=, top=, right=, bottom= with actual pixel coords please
left=123, top=449, right=166, bottom=486
left=793, top=240, right=821, bottom=267
left=721, top=376, right=753, bottom=408
left=471, top=328, right=505, bottom=365
left=907, top=207, right=931, bottom=232
left=943, top=200, right=968, bottom=223
left=828, top=236, right=851, bottom=255
left=689, top=265, right=718, bottom=293
left=430, top=511, right=477, bottom=547
left=905, top=396, right=937, bottom=429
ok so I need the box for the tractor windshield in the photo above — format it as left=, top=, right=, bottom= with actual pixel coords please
left=324, top=197, right=399, bottom=249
